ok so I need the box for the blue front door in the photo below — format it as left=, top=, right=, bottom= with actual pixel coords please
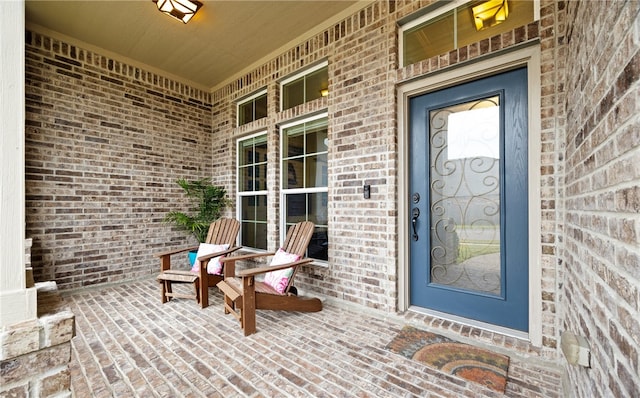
left=409, top=67, right=529, bottom=332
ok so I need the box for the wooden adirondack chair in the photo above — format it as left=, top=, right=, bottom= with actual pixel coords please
left=216, top=221, right=322, bottom=336
left=156, top=218, right=240, bottom=308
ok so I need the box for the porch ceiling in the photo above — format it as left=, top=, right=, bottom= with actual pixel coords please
left=25, top=0, right=364, bottom=91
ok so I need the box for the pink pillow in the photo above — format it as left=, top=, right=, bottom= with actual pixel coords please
left=191, top=243, right=229, bottom=275
left=263, top=248, right=300, bottom=294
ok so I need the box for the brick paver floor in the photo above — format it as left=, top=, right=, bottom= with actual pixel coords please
left=65, top=279, right=562, bottom=397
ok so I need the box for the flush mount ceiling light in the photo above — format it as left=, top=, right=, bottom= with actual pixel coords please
left=472, top=0, right=509, bottom=31
left=154, top=0, right=203, bottom=24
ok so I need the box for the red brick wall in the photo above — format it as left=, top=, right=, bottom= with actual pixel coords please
left=562, top=1, right=640, bottom=396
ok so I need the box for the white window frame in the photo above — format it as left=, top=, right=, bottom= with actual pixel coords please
left=237, top=89, right=267, bottom=127
left=279, top=113, right=329, bottom=261
left=236, top=131, right=268, bottom=251
left=279, top=61, right=328, bottom=111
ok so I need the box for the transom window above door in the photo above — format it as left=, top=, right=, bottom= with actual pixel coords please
left=399, top=0, right=536, bottom=67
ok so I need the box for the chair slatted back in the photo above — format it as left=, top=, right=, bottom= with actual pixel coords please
left=277, top=221, right=314, bottom=295
left=281, top=221, right=314, bottom=257
left=205, top=218, right=240, bottom=247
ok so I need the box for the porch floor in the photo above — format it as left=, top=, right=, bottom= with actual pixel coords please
left=65, top=278, right=562, bottom=397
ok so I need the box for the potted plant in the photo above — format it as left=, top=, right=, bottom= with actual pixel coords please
left=163, top=178, right=230, bottom=264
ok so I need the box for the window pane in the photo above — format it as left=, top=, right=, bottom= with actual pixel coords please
left=239, top=140, right=253, bottom=166
left=242, top=220, right=266, bottom=250
left=284, top=194, right=328, bottom=260
left=242, top=222, right=256, bottom=247
left=305, top=67, right=328, bottom=103
left=283, top=78, right=304, bottom=110
left=284, top=159, right=304, bottom=189
left=285, top=130, right=305, bottom=157
left=254, top=94, right=267, bottom=120
left=404, top=11, right=455, bottom=65
left=241, top=195, right=267, bottom=250
left=255, top=137, right=267, bottom=162
left=239, top=166, right=252, bottom=191
left=238, top=101, right=253, bottom=125
left=307, top=192, right=328, bottom=226
left=241, top=196, right=255, bottom=220
left=305, top=153, right=327, bottom=188
left=254, top=223, right=267, bottom=250
left=286, top=193, right=307, bottom=224
left=238, top=92, right=267, bottom=126
left=308, top=226, right=328, bottom=261
left=255, top=163, right=267, bottom=190
left=306, top=124, right=328, bottom=154
left=255, top=195, right=267, bottom=221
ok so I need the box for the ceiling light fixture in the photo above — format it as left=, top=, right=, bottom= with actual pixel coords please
left=472, top=0, right=509, bottom=31
left=154, top=0, right=203, bottom=24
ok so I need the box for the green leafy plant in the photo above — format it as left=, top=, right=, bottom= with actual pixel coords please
left=163, top=178, right=230, bottom=242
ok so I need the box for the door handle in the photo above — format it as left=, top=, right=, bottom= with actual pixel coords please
left=411, top=207, right=420, bottom=241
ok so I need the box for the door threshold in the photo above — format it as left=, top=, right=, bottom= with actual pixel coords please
left=408, top=305, right=529, bottom=341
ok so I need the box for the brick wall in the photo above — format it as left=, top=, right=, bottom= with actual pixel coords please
left=562, top=1, right=640, bottom=396
left=25, top=31, right=215, bottom=289
left=0, top=282, right=75, bottom=397
left=23, top=1, right=640, bottom=395
left=25, top=0, right=574, bottom=372
left=209, top=2, right=403, bottom=311
left=208, top=0, right=564, bottom=362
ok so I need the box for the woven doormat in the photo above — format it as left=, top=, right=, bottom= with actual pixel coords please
left=385, top=326, right=510, bottom=393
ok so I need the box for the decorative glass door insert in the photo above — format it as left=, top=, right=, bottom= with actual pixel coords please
left=429, top=96, right=502, bottom=295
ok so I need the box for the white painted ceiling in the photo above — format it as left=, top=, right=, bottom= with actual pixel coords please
left=25, top=1, right=364, bottom=91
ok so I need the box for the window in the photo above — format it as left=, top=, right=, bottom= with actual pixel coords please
left=281, top=62, right=329, bottom=111
left=237, top=90, right=267, bottom=126
left=237, top=133, right=268, bottom=250
left=281, top=114, right=328, bottom=261
left=400, top=0, right=535, bottom=66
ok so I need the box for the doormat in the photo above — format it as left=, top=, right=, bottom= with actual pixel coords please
left=385, top=326, right=510, bottom=393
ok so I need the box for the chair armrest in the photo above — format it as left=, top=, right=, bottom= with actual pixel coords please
left=236, top=258, right=314, bottom=277
left=219, top=251, right=276, bottom=263
left=155, top=245, right=199, bottom=258
left=197, top=246, right=241, bottom=262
